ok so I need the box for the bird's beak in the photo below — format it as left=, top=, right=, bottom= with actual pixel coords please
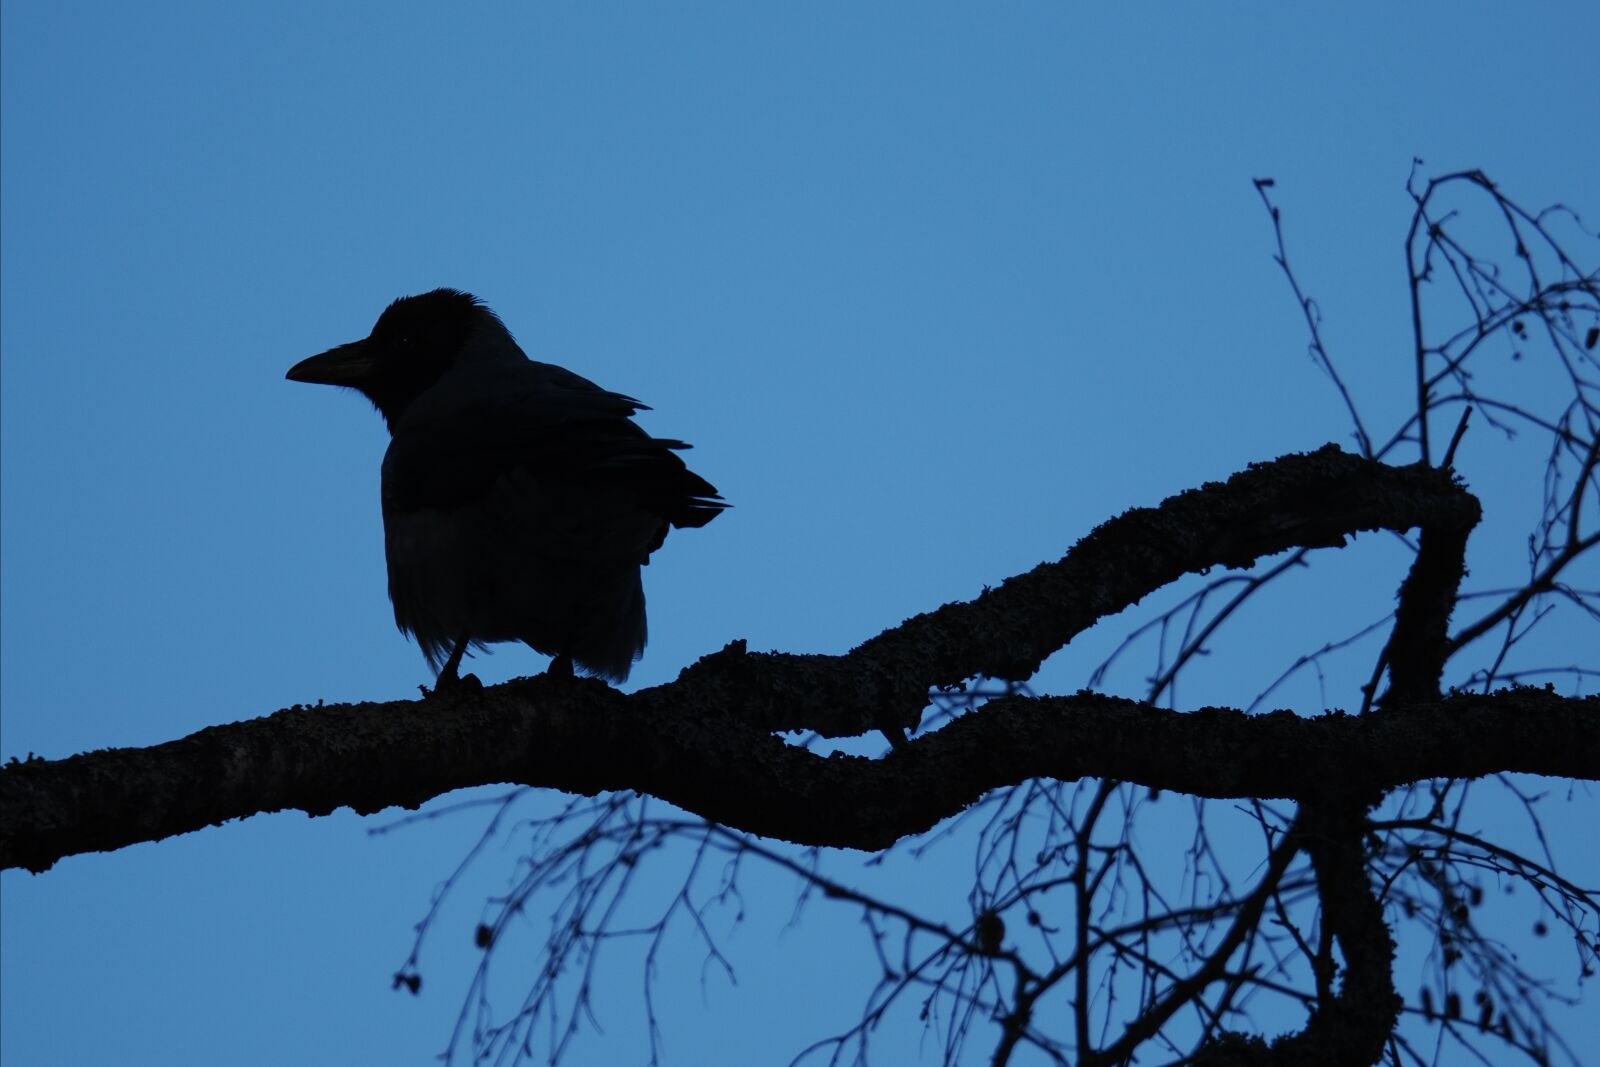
left=286, top=340, right=375, bottom=386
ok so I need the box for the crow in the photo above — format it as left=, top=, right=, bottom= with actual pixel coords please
left=287, top=288, right=725, bottom=686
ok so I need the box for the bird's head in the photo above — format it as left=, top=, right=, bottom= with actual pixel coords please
left=287, top=288, right=515, bottom=430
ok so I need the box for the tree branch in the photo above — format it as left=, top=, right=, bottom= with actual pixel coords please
left=1187, top=799, right=1403, bottom=1067
left=7, top=445, right=1584, bottom=876
left=4, top=679, right=1594, bottom=874
left=673, top=444, right=1481, bottom=738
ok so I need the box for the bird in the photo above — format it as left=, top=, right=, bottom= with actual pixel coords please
left=286, top=288, right=726, bottom=687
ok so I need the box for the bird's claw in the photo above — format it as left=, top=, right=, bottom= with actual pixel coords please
left=426, top=671, right=483, bottom=697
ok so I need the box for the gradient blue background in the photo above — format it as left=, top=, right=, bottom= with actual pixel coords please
left=3, top=4, right=1595, bottom=1064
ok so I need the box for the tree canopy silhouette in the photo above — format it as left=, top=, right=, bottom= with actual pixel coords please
left=4, top=169, right=1597, bottom=1067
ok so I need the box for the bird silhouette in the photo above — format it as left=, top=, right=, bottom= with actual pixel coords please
left=287, top=288, right=726, bottom=686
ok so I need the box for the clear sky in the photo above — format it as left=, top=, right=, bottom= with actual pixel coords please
left=3, top=3, right=1595, bottom=1065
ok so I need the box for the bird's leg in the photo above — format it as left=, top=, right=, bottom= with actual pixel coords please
left=547, top=653, right=574, bottom=679
left=439, top=637, right=469, bottom=685
left=431, top=635, right=481, bottom=692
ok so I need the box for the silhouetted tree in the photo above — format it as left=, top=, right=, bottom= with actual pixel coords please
left=5, top=167, right=1597, bottom=1067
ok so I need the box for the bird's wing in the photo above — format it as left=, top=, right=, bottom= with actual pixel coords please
left=382, top=363, right=727, bottom=534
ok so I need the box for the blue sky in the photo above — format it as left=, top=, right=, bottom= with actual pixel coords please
left=3, top=4, right=1596, bottom=1065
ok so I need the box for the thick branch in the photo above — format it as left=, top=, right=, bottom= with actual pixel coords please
left=677, top=444, right=1482, bottom=738
left=1269, top=800, right=1401, bottom=1064
left=4, top=683, right=1593, bottom=873
left=1382, top=518, right=1475, bottom=704
left=1189, top=800, right=1402, bottom=1067
left=0, top=446, right=1557, bottom=874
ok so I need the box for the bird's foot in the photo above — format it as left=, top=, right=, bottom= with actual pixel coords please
left=547, top=654, right=574, bottom=679
left=424, top=670, right=483, bottom=697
